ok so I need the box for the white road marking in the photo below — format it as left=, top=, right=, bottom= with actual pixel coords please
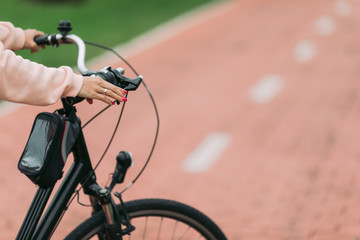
left=249, top=75, right=284, bottom=104
left=183, top=132, right=231, bottom=173
left=334, top=0, right=352, bottom=16
left=293, top=40, right=317, bottom=63
left=315, top=15, right=336, bottom=36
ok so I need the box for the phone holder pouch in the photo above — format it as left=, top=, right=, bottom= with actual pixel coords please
left=18, top=112, right=79, bottom=188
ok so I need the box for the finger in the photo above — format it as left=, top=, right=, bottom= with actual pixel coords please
left=93, top=86, right=113, bottom=105
left=35, top=30, right=45, bottom=37
left=97, top=93, right=113, bottom=105
left=31, top=30, right=45, bottom=39
left=102, top=88, right=127, bottom=103
left=100, top=82, right=126, bottom=99
left=34, top=31, right=46, bottom=50
left=30, top=44, right=39, bottom=54
left=78, top=76, right=127, bottom=105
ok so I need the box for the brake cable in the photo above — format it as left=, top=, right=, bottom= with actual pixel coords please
left=81, top=40, right=160, bottom=192
left=52, top=36, right=160, bottom=231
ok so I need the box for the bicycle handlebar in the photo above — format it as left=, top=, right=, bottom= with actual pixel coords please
left=33, top=35, right=48, bottom=46
left=34, top=24, right=143, bottom=95
left=34, top=33, right=91, bottom=75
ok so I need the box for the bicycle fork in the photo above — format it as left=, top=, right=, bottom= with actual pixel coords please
left=83, top=151, right=135, bottom=239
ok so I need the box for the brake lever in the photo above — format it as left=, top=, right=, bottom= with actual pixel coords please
left=95, top=66, right=142, bottom=91
left=110, top=68, right=143, bottom=91
left=95, top=70, right=118, bottom=86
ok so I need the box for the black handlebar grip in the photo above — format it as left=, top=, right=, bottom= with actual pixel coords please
left=34, top=35, right=49, bottom=45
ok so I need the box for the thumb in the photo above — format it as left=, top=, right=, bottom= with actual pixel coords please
left=30, top=42, right=39, bottom=54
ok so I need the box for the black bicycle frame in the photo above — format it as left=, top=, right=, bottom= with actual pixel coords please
left=16, top=103, right=98, bottom=240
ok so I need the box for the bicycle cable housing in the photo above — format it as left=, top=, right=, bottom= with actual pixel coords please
left=82, top=41, right=160, bottom=193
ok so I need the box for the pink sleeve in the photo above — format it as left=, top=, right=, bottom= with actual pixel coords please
left=0, top=22, right=83, bottom=106
left=0, top=22, right=25, bottom=51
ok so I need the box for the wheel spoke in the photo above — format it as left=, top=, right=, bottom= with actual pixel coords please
left=171, top=221, right=178, bottom=240
left=157, top=217, right=163, bottom=240
left=142, top=216, right=148, bottom=240
left=196, top=235, right=203, bottom=240
left=65, top=199, right=225, bottom=240
left=178, top=226, right=190, bottom=240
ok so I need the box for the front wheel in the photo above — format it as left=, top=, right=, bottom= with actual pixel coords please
left=65, top=198, right=227, bottom=240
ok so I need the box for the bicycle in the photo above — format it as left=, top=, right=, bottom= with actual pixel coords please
left=14, top=21, right=227, bottom=240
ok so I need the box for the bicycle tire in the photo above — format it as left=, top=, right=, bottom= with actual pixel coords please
left=65, top=198, right=227, bottom=240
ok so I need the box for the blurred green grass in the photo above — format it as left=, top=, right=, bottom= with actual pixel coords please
left=1, top=0, right=215, bottom=68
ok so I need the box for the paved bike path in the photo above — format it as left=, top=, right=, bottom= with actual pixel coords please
left=2, top=0, right=360, bottom=239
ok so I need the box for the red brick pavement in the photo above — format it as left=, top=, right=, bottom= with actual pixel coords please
left=2, top=0, right=360, bottom=239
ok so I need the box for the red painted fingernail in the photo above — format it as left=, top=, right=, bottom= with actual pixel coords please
left=122, top=90, right=128, bottom=94
left=112, top=101, right=115, bottom=105
left=122, top=97, right=127, bottom=102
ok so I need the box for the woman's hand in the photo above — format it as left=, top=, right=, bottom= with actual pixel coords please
left=23, top=29, right=45, bottom=53
left=22, top=28, right=128, bottom=105
left=77, top=76, right=127, bottom=105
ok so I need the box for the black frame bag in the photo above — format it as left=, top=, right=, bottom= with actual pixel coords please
left=18, top=112, right=79, bottom=188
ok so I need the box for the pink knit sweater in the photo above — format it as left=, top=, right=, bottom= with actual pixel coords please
left=0, top=22, right=83, bottom=106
